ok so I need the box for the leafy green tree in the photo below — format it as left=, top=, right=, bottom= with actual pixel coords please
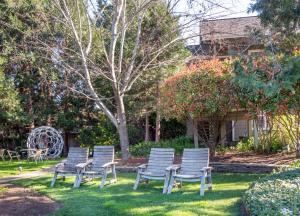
left=232, top=54, right=300, bottom=156
left=250, top=0, right=300, bottom=34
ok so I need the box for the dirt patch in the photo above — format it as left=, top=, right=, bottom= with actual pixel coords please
left=212, top=151, right=298, bottom=165
left=0, top=184, right=60, bottom=216
left=116, top=151, right=298, bottom=166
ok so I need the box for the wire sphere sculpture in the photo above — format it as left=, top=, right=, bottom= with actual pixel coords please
left=27, top=126, right=64, bottom=158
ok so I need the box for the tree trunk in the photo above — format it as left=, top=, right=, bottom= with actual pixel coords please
left=63, top=130, right=69, bottom=157
left=186, top=114, right=194, bottom=138
left=115, top=95, right=130, bottom=160
left=296, top=112, right=300, bottom=158
left=155, top=111, right=161, bottom=142
left=253, top=120, right=259, bottom=150
left=155, top=83, right=161, bottom=142
left=296, top=143, right=300, bottom=158
left=145, top=112, right=150, bottom=142
left=193, top=119, right=199, bottom=148
left=28, top=90, right=35, bottom=129
left=208, top=120, right=218, bottom=156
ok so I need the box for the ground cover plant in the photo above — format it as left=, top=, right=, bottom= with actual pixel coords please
left=0, top=159, right=60, bottom=178
left=243, top=169, right=300, bottom=216
left=12, top=172, right=263, bottom=216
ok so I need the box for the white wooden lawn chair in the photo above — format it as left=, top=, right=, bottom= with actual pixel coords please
left=167, top=148, right=212, bottom=196
left=75, top=146, right=117, bottom=188
left=133, top=148, right=174, bottom=193
left=50, top=147, right=88, bottom=187
left=0, top=149, right=6, bottom=161
left=7, top=150, right=20, bottom=162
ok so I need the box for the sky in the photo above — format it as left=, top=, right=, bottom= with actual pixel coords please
left=174, top=0, right=257, bottom=44
left=88, top=0, right=257, bottom=45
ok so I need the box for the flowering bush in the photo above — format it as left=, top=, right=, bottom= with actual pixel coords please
left=243, top=169, right=300, bottom=216
left=161, top=59, right=236, bottom=119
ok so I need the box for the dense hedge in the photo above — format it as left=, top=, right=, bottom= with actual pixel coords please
left=129, top=136, right=193, bottom=156
left=243, top=169, right=300, bottom=216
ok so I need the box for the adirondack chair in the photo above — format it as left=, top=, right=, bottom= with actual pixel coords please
left=167, top=148, right=212, bottom=196
left=50, top=147, right=89, bottom=187
left=28, top=148, right=49, bottom=163
left=133, top=148, right=175, bottom=193
left=75, top=146, right=117, bottom=188
left=7, top=150, right=20, bottom=162
left=0, top=149, right=5, bottom=161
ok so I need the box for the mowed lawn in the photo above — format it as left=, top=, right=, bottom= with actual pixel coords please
left=13, top=172, right=264, bottom=216
left=0, top=159, right=60, bottom=178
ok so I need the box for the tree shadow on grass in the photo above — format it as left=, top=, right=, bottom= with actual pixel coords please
left=12, top=173, right=262, bottom=216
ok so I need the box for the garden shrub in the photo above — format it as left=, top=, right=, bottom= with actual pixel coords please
left=236, top=137, right=255, bottom=152
left=130, top=136, right=193, bottom=156
left=258, top=133, right=284, bottom=154
left=236, top=135, right=284, bottom=154
left=243, top=169, right=300, bottom=216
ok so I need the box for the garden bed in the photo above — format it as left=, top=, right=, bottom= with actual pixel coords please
left=115, top=151, right=294, bottom=173
left=116, top=151, right=297, bottom=166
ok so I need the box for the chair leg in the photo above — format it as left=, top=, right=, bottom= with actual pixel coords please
left=207, top=174, right=212, bottom=191
left=167, top=176, right=175, bottom=194
left=133, top=173, right=141, bottom=190
left=74, top=174, right=79, bottom=188
left=112, top=165, right=117, bottom=183
left=51, top=172, right=58, bottom=187
left=200, top=175, right=206, bottom=196
left=100, top=171, right=108, bottom=189
left=163, top=173, right=170, bottom=194
left=75, top=173, right=82, bottom=188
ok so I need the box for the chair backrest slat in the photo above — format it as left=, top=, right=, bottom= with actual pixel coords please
left=146, top=148, right=174, bottom=175
left=65, top=147, right=89, bottom=170
left=91, top=146, right=114, bottom=170
left=181, top=148, right=209, bottom=175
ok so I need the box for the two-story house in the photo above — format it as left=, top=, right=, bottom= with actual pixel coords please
left=186, top=16, right=268, bottom=146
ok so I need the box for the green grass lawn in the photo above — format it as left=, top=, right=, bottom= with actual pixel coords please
left=13, top=172, right=264, bottom=216
left=0, top=159, right=60, bottom=178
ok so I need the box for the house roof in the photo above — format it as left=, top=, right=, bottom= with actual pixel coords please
left=200, top=16, right=265, bottom=41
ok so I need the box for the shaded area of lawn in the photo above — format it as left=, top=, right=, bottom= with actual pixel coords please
left=0, top=159, right=60, bottom=178
left=14, top=173, right=264, bottom=216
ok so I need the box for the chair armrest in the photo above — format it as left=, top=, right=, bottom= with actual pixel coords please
left=167, top=164, right=181, bottom=171
left=54, top=162, right=65, bottom=171
left=76, top=159, right=93, bottom=169
left=137, top=164, right=147, bottom=173
left=137, top=164, right=147, bottom=169
left=8, top=150, right=19, bottom=155
left=101, top=161, right=116, bottom=168
left=201, top=167, right=213, bottom=172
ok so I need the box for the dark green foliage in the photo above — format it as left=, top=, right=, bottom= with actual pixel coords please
left=249, top=0, right=300, bottom=34
left=232, top=55, right=300, bottom=114
left=160, top=118, right=186, bottom=140
left=129, top=136, right=193, bottom=156
left=244, top=169, right=300, bottom=215
left=127, top=124, right=144, bottom=145
left=76, top=114, right=118, bottom=149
